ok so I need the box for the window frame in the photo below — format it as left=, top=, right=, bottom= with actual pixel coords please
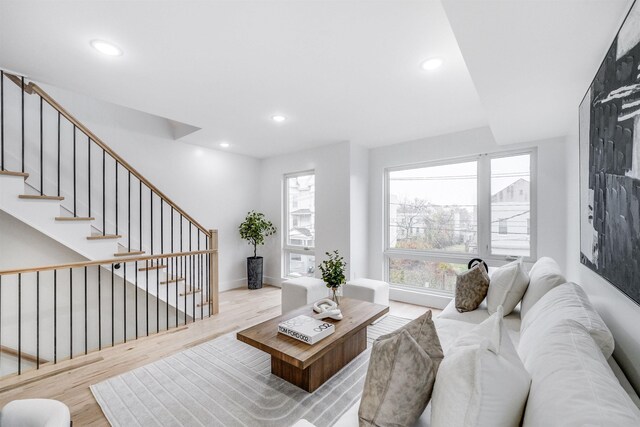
left=283, top=170, right=316, bottom=278
left=383, top=148, right=537, bottom=292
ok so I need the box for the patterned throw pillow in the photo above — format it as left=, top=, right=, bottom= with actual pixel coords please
left=359, top=311, right=443, bottom=427
left=455, top=264, right=490, bottom=313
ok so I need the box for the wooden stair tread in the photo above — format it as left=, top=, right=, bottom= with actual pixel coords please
left=87, top=234, right=122, bottom=240
left=55, top=216, right=95, bottom=221
left=114, top=251, right=145, bottom=257
left=138, top=265, right=167, bottom=271
left=0, top=170, right=29, bottom=178
left=19, top=194, right=64, bottom=201
left=160, top=278, right=185, bottom=284
left=197, top=300, right=211, bottom=307
left=180, top=288, right=202, bottom=296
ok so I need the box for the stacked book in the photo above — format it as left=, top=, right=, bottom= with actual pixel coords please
left=278, top=315, right=335, bottom=344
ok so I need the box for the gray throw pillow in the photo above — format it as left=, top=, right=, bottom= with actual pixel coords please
left=455, top=264, right=490, bottom=313
left=358, top=330, right=436, bottom=427
left=359, top=311, right=443, bottom=427
left=377, top=310, right=444, bottom=362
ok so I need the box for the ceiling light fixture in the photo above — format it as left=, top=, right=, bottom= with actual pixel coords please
left=272, top=115, right=287, bottom=123
left=90, top=40, right=123, bottom=56
left=219, top=142, right=230, bottom=148
left=421, top=57, right=443, bottom=71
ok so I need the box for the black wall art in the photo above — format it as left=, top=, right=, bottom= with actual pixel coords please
left=580, top=0, right=640, bottom=305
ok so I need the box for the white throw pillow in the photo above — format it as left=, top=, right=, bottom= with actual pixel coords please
left=431, top=307, right=531, bottom=427
left=520, top=257, right=565, bottom=319
left=486, top=260, right=529, bottom=316
left=519, top=282, right=615, bottom=359
left=521, top=320, right=640, bottom=427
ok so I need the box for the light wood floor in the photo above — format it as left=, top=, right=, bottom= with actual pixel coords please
left=0, top=286, right=438, bottom=425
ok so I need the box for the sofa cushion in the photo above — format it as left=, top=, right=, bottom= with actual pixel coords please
left=521, top=320, right=640, bottom=426
left=438, top=299, right=522, bottom=336
left=520, top=257, right=565, bottom=319
left=431, top=307, right=530, bottom=427
left=486, top=260, right=529, bottom=316
left=519, top=282, right=615, bottom=359
left=358, top=329, right=438, bottom=427
left=333, top=399, right=431, bottom=427
left=454, top=264, right=490, bottom=313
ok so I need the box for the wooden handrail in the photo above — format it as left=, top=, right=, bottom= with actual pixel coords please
left=0, top=249, right=215, bottom=276
left=3, top=72, right=210, bottom=237
left=0, top=346, right=48, bottom=364
left=3, top=73, right=34, bottom=94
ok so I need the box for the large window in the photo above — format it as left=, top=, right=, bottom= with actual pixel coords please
left=284, top=171, right=315, bottom=277
left=385, top=150, right=535, bottom=293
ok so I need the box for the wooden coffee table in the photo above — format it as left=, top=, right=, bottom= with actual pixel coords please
left=236, top=297, right=388, bottom=392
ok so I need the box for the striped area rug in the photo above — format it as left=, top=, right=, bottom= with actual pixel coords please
left=91, top=315, right=411, bottom=427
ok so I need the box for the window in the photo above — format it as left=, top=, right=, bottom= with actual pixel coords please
left=490, top=154, right=531, bottom=257
left=498, top=219, right=508, bottom=235
left=385, top=150, right=535, bottom=293
left=284, top=171, right=315, bottom=277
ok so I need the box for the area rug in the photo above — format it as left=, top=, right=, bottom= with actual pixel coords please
left=91, top=315, right=411, bottom=427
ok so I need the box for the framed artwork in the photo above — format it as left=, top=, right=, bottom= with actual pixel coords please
left=580, top=0, right=640, bottom=305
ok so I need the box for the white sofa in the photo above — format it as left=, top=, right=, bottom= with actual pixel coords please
left=295, top=257, right=640, bottom=427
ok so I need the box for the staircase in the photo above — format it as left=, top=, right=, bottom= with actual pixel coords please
left=0, top=70, right=219, bottom=377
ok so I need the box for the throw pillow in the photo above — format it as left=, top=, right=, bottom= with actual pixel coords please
left=519, top=282, right=615, bottom=360
left=455, top=264, right=490, bottom=313
left=520, top=257, right=565, bottom=319
left=358, top=329, right=438, bottom=427
left=377, top=310, right=444, bottom=362
left=431, top=306, right=531, bottom=427
left=486, top=259, right=529, bottom=316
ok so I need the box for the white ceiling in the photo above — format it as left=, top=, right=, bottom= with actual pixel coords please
left=441, top=0, right=631, bottom=145
left=0, top=0, right=487, bottom=158
left=0, top=0, right=634, bottom=156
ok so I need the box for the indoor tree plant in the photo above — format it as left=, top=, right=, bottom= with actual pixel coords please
left=318, top=250, right=347, bottom=305
left=239, top=211, right=277, bottom=289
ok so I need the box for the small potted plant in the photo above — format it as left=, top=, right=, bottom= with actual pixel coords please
left=318, top=250, right=347, bottom=305
left=239, top=211, right=277, bottom=289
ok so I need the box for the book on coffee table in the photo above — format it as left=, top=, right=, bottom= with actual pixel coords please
left=278, top=315, right=335, bottom=344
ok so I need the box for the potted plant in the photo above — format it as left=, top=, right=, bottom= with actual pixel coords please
left=239, top=211, right=277, bottom=289
left=318, top=250, right=347, bottom=305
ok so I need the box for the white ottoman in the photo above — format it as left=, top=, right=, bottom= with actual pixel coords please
left=344, top=278, right=390, bottom=306
left=281, top=277, right=327, bottom=314
left=0, top=399, right=71, bottom=426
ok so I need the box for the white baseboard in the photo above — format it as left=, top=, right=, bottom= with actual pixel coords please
left=219, top=278, right=247, bottom=292
left=220, top=277, right=284, bottom=292
left=264, top=276, right=283, bottom=288
left=389, top=287, right=451, bottom=310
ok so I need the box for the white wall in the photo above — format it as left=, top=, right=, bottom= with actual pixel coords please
left=367, top=127, right=568, bottom=306
left=349, top=143, right=369, bottom=280
left=565, top=132, right=640, bottom=393
left=32, top=84, right=261, bottom=291
left=259, top=142, right=351, bottom=286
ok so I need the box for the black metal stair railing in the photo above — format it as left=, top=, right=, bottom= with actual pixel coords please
left=0, top=69, right=221, bottom=378
left=0, top=70, right=211, bottom=260
left=0, top=250, right=215, bottom=377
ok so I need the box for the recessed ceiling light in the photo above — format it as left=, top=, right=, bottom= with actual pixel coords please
left=421, top=57, right=443, bottom=71
left=219, top=142, right=230, bottom=148
left=272, top=115, right=287, bottom=123
left=90, top=40, right=123, bottom=57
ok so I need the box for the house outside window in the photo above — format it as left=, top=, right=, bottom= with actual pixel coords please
left=284, top=171, right=315, bottom=277
left=385, top=150, right=535, bottom=294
